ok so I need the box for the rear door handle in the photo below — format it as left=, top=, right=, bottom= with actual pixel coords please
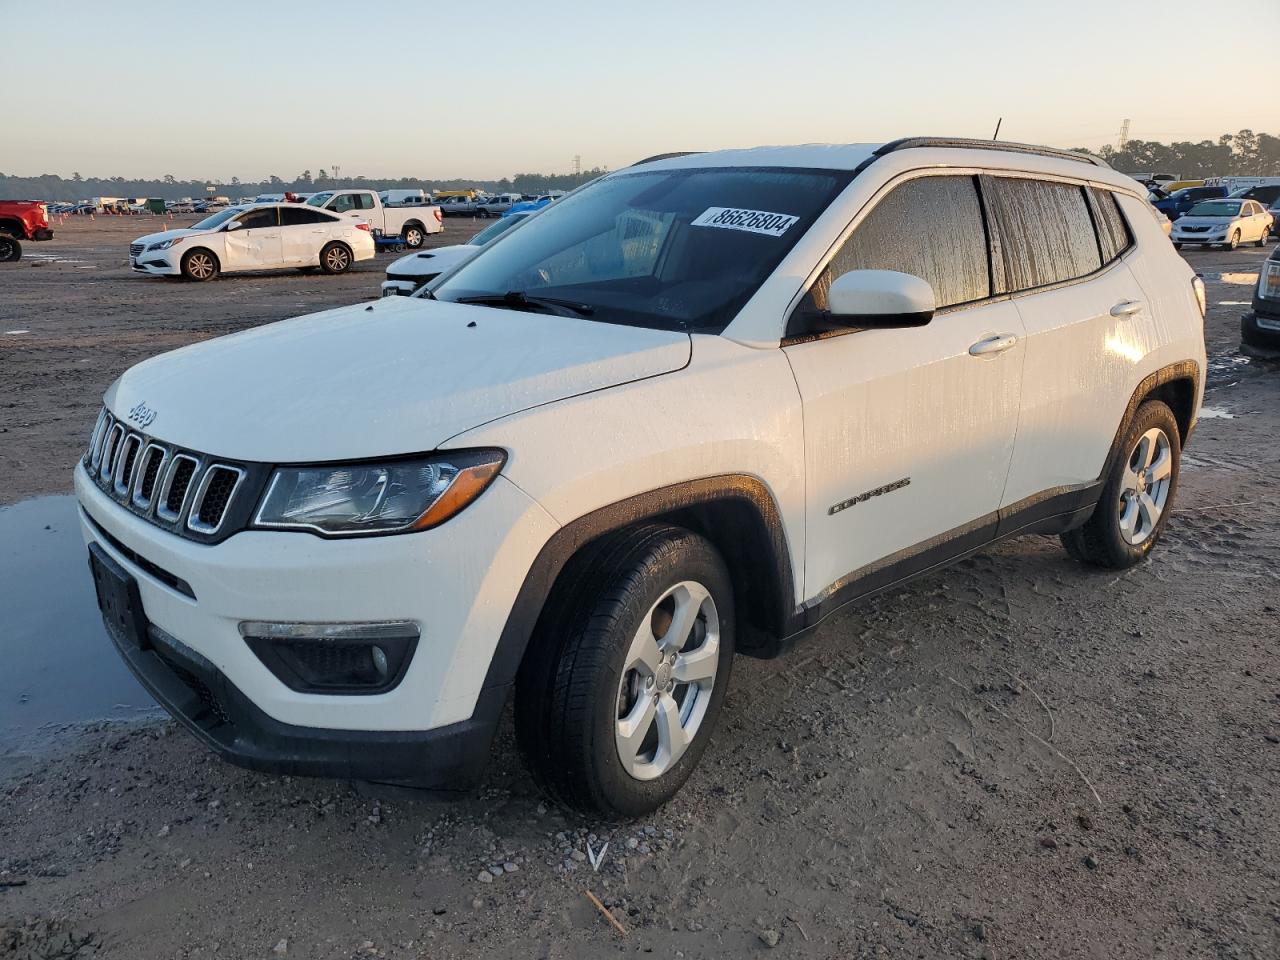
left=969, top=333, right=1019, bottom=357
left=1110, top=300, right=1144, bottom=318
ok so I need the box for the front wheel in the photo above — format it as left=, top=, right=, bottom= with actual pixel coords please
left=1226, top=231, right=1240, bottom=251
left=516, top=524, right=735, bottom=817
left=0, top=234, right=21, bottom=262
left=319, top=241, right=352, bottom=274
left=1061, top=400, right=1181, bottom=569
left=180, top=248, right=219, bottom=281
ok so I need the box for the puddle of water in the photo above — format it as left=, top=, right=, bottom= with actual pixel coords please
left=0, top=496, right=159, bottom=758
left=1199, top=406, right=1236, bottom=419
left=3, top=330, right=30, bottom=335
left=1217, top=301, right=1250, bottom=306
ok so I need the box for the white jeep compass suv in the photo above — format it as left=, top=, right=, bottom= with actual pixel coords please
left=78, top=139, right=1207, bottom=817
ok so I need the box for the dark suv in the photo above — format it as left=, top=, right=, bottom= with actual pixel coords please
left=1152, top=185, right=1228, bottom=220
left=1243, top=244, right=1280, bottom=356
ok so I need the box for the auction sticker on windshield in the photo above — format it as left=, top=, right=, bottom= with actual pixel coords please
left=691, top=207, right=798, bottom=237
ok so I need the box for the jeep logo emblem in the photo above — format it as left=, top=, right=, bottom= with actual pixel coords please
left=127, top=401, right=158, bottom=428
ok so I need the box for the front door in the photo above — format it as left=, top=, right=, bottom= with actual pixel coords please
left=782, top=173, right=1024, bottom=602
left=223, top=206, right=282, bottom=270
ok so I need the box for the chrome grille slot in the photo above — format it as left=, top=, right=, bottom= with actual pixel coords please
left=112, top=433, right=143, bottom=497
left=187, top=465, right=245, bottom=535
left=131, top=443, right=169, bottom=510
left=157, top=454, right=199, bottom=522
left=87, top=410, right=111, bottom=474
left=129, top=242, right=144, bottom=257
left=100, top=424, right=125, bottom=481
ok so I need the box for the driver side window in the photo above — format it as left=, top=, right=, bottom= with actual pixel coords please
left=236, top=208, right=278, bottom=230
left=329, top=194, right=357, bottom=213
left=796, top=175, right=992, bottom=319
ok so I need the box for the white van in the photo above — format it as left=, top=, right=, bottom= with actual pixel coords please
left=78, top=138, right=1205, bottom=816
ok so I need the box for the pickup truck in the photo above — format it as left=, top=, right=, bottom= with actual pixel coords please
left=305, top=189, right=444, bottom=248
left=436, top=195, right=486, bottom=217
left=0, top=200, right=55, bottom=262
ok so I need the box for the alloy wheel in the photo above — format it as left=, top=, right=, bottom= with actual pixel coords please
left=614, top=580, right=720, bottom=781
left=325, top=247, right=349, bottom=271
left=187, top=253, right=214, bottom=279
left=1117, top=427, right=1172, bottom=546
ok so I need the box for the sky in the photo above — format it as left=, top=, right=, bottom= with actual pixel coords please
left=6, top=0, right=1277, bottom=182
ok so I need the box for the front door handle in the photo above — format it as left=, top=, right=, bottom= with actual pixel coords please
left=969, top=333, right=1019, bottom=357
left=1110, top=300, right=1144, bottom=318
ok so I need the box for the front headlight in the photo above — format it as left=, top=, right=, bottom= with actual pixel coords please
left=148, top=237, right=186, bottom=251
left=252, top=449, right=505, bottom=536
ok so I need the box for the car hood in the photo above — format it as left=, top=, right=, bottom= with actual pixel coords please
left=132, top=227, right=215, bottom=246
left=386, top=244, right=477, bottom=278
left=1173, top=216, right=1236, bottom=229
left=104, top=296, right=692, bottom=462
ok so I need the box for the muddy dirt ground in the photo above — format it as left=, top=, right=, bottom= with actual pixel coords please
left=1, top=218, right=1278, bottom=959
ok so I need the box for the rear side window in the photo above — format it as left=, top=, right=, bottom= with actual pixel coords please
left=1086, top=187, right=1132, bottom=264
left=800, top=174, right=991, bottom=314
left=280, top=206, right=335, bottom=226
left=987, top=178, right=1101, bottom=290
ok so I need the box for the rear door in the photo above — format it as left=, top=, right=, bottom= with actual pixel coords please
left=992, top=177, right=1150, bottom=520
left=783, top=174, right=1025, bottom=599
left=222, top=206, right=282, bottom=270
left=279, top=206, right=336, bottom=265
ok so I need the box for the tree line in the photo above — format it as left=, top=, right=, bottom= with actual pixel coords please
left=1072, top=129, right=1280, bottom=178
left=0, top=166, right=612, bottom=202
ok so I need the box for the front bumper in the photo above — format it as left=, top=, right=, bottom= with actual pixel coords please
left=75, top=463, right=558, bottom=778
left=33, top=227, right=54, bottom=241
left=1242, top=304, right=1280, bottom=352
left=1172, top=233, right=1224, bottom=245
left=131, top=252, right=180, bottom=275
left=98, top=547, right=503, bottom=785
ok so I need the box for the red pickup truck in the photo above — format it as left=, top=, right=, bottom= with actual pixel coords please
left=0, top=200, right=55, bottom=261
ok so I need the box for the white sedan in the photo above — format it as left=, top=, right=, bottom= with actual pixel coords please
left=129, top=204, right=375, bottom=281
left=1171, top=199, right=1273, bottom=250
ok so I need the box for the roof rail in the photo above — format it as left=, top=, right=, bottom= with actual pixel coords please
left=872, top=137, right=1110, bottom=169
left=631, top=151, right=704, bottom=166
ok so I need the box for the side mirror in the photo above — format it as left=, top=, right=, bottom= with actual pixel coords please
left=824, top=270, right=935, bottom=328
left=225, top=220, right=243, bottom=231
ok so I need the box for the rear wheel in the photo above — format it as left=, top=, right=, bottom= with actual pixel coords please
left=180, top=248, right=218, bottom=281
left=320, top=241, right=352, bottom=274
left=1061, top=400, right=1180, bottom=569
left=0, top=234, right=21, bottom=262
left=1256, top=228, right=1268, bottom=247
left=402, top=225, right=425, bottom=249
left=516, top=524, right=735, bottom=817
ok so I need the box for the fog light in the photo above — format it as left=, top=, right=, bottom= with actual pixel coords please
left=239, top=621, right=419, bottom=695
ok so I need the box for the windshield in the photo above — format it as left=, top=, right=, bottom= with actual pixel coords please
left=433, top=166, right=849, bottom=332
left=469, top=214, right=526, bottom=246
left=192, top=207, right=245, bottom=230
left=1188, top=201, right=1242, bottom=218
left=305, top=192, right=333, bottom=207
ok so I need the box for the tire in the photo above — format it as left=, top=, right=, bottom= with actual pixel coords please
left=477, top=209, right=490, bottom=219
left=402, top=225, right=425, bottom=249
left=1226, top=231, right=1240, bottom=251
left=180, top=248, right=219, bottom=281
left=1060, top=400, right=1181, bottom=569
left=515, top=524, right=735, bottom=817
left=319, top=241, right=352, bottom=274
left=0, top=234, right=21, bottom=262
left=1256, top=229, right=1267, bottom=247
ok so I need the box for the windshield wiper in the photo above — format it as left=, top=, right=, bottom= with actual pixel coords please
left=454, top=290, right=594, bottom=318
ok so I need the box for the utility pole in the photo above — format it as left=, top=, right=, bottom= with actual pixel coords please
left=991, top=117, right=1002, bottom=141
left=573, top=154, right=582, bottom=176
left=332, top=164, right=341, bottom=182
left=1116, top=119, right=1130, bottom=152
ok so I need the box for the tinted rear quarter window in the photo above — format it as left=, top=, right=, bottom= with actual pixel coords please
left=1086, top=187, right=1132, bottom=263
left=987, top=178, right=1101, bottom=290
left=800, top=174, right=991, bottom=315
